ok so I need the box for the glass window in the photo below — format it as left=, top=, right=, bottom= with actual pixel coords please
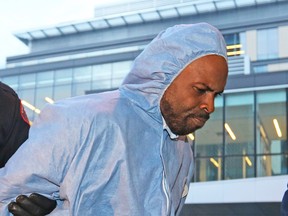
left=224, top=33, right=240, bottom=45
left=224, top=32, right=245, bottom=56
left=225, top=93, right=254, bottom=155
left=19, top=73, right=36, bottom=89
left=256, top=89, right=287, bottom=177
left=225, top=155, right=254, bottom=179
left=256, top=90, right=287, bottom=155
left=92, top=63, right=112, bottom=90
left=35, top=86, right=54, bottom=111
left=257, top=154, right=288, bottom=177
left=55, top=68, right=73, bottom=85
left=111, top=61, right=131, bottom=88
left=72, top=66, right=92, bottom=96
left=195, top=157, right=222, bottom=182
left=73, top=66, right=92, bottom=83
left=37, top=71, right=54, bottom=87
left=257, top=28, right=278, bottom=60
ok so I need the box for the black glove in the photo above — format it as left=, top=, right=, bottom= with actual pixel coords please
left=8, top=193, right=57, bottom=216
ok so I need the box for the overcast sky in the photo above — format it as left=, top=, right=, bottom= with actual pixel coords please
left=0, top=0, right=134, bottom=68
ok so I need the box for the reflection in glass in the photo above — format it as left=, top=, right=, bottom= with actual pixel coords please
left=257, top=154, right=288, bottom=177
left=256, top=90, right=287, bottom=177
left=19, top=73, right=36, bottom=89
left=256, top=90, right=287, bottom=155
left=257, top=28, right=278, bottom=60
left=35, top=87, right=53, bottom=111
left=111, top=61, right=132, bottom=88
left=92, top=63, right=112, bottom=90
left=55, top=69, right=73, bottom=85
left=195, top=157, right=222, bottom=182
left=37, top=71, right=54, bottom=87
left=225, top=155, right=254, bottom=180
left=225, top=92, right=254, bottom=155
left=73, top=66, right=92, bottom=96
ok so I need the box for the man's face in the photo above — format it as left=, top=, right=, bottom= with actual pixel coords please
left=160, top=54, right=228, bottom=135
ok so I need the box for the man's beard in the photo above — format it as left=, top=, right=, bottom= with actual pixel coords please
left=161, top=100, right=209, bottom=135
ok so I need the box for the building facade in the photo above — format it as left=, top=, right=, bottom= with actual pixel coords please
left=0, top=0, right=287, bottom=215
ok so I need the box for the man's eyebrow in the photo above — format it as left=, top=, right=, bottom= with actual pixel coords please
left=195, top=82, right=214, bottom=92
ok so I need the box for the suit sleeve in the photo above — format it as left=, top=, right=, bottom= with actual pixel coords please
left=0, top=102, right=83, bottom=215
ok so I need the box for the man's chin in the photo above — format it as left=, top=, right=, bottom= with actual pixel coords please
left=172, top=127, right=199, bottom=136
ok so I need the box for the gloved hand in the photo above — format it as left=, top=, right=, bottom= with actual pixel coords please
left=8, top=193, right=57, bottom=216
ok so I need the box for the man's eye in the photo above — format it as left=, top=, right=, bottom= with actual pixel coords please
left=193, top=87, right=206, bottom=94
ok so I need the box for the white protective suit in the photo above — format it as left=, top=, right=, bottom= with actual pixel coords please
left=0, top=22, right=227, bottom=215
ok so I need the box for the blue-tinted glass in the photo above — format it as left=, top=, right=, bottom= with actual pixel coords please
left=257, top=28, right=278, bottom=60
left=19, top=73, right=36, bottom=89
left=256, top=90, right=287, bottom=155
left=37, top=71, right=54, bottom=87
left=257, top=154, right=288, bottom=177
left=195, top=157, right=222, bottom=182
left=225, top=93, right=254, bottom=155
left=55, top=69, right=73, bottom=85
left=225, top=155, right=254, bottom=180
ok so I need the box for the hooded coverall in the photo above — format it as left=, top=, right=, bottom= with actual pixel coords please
left=0, top=22, right=227, bottom=215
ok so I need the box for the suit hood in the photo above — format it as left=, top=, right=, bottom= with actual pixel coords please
left=119, top=22, right=227, bottom=123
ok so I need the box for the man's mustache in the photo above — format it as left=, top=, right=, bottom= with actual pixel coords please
left=189, top=112, right=210, bottom=121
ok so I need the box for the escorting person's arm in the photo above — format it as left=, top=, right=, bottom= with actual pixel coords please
left=0, top=101, right=79, bottom=215
left=0, top=81, right=30, bottom=168
left=0, top=82, right=57, bottom=215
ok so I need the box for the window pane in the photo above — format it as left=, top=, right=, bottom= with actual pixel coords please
left=256, top=90, right=287, bottom=155
left=257, top=28, right=278, bottom=60
left=19, top=73, right=36, bottom=89
left=257, top=154, right=288, bottom=177
left=35, top=87, right=53, bottom=110
left=55, top=68, right=73, bottom=85
left=111, top=61, right=131, bottom=88
left=92, top=63, right=112, bottom=90
left=37, top=71, right=54, bottom=87
left=225, top=93, right=254, bottom=155
left=224, top=33, right=240, bottom=45
left=72, top=66, right=92, bottom=96
left=195, top=157, right=222, bottom=182
left=73, top=66, right=92, bottom=83
left=225, top=155, right=254, bottom=180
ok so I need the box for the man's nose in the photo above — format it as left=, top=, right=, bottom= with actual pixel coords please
left=199, top=94, right=215, bottom=114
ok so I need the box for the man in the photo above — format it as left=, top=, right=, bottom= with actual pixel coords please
left=0, top=22, right=228, bottom=215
